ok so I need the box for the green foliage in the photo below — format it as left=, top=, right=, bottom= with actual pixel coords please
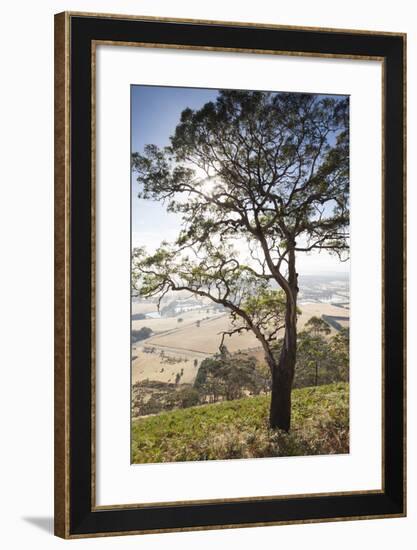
left=176, top=387, right=200, bottom=408
left=242, top=288, right=286, bottom=315
left=293, top=322, right=349, bottom=388
left=229, top=288, right=286, bottom=343
left=194, top=351, right=264, bottom=402
left=132, top=380, right=200, bottom=416
left=305, top=316, right=331, bottom=336
left=131, top=383, right=349, bottom=463
left=294, top=332, right=328, bottom=387
left=328, top=328, right=349, bottom=382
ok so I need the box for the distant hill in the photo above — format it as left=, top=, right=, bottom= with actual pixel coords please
left=131, top=382, right=349, bottom=463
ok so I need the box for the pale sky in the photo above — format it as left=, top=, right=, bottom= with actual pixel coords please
left=131, top=85, right=349, bottom=275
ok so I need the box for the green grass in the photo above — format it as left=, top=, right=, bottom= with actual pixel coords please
left=131, top=382, right=349, bottom=463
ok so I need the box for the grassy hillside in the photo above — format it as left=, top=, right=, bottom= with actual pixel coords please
left=131, top=382, right=349, bottom=463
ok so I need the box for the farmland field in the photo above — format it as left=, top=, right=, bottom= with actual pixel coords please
left=132, top=301, right=349, bottom=387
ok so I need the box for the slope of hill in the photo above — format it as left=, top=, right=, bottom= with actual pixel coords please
left=131, top=382, right=349, bottom=463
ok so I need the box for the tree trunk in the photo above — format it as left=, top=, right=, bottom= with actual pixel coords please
left=269, top=247, right=298, bottom=431
left=269, top=312, right=297, bottom=431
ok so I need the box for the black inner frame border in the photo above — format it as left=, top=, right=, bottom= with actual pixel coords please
left=69, top=14, right=405, bottom=536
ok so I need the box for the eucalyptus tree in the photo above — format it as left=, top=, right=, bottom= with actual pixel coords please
left=296, top=317, right=332, bottom=387
left=132, top=90, right=349, bottom=430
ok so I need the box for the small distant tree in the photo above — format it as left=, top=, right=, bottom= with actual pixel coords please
left=194, top=350, right=263, bottom=402
left=296, top=317, right=331, bottom=386
left=160, top=299, right=179, bottom=317
left=295, top=331, right=327, bottom=387
left=194, top=356, right=222, bottom=402
left=294, top=321, right=349, bottom=387
left=177, top=387, right=200, bottom=408
left=328, top=328, right=349, bottom=382
left=305, top=316, right=331, bottom=338
left=132, top=312, right=146, bottom=320
left=131, top=326, right=153, bottom=343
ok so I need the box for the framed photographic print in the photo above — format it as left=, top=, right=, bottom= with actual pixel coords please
left=54, top=12, right=406, bottom=538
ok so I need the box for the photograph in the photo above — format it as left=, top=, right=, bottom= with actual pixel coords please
left=0, top=0, right=411, bottom=546
left=130, top=85, right=350, bottom=464
left=51, top=10, right=406, bottom=539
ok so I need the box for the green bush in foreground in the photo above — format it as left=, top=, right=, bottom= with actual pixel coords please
left=131, top=382, right=349, bottom=463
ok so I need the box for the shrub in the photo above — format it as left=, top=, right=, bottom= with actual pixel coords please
left=132, top=326, right=153, bottom=342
